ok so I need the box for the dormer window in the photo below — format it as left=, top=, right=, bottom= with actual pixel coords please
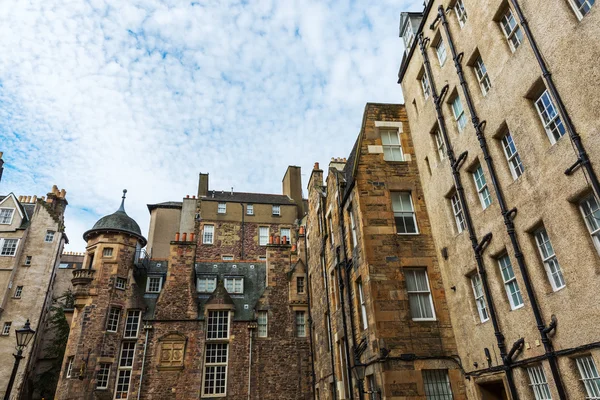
left=0, top=208, right=14, bottom=224
left=401, top=22, right=415, bottom=50
left=272, top=205, right=281, bottom=216
left=197, top=276, right=217, bottom=293
left=224, top=277, right=244, bottom=294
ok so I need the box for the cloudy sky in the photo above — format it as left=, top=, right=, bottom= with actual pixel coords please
left=0, top=0, right=421, bottom=251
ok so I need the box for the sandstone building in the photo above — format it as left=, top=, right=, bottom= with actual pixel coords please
left=398, top=0, right=600, bottom=399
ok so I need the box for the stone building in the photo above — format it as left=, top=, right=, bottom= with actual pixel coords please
left=0, top=184, right=69, bottom=399
left=398, top=0, right=600, bottom=399
left=55, top=167, right=312, bottom=399
left=306, top=103, right=465, bottom=400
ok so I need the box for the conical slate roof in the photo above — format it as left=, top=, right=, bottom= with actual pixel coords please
left=83, top=190, right=147, bottom=246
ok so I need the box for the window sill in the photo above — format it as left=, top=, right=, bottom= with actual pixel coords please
left=157, top=365, right=184, bottom=371
left=510, top=304, right=525, bottom=311
left=396, top=232, right=420, bottom=236
left=412, top=318, right=437, bottom=322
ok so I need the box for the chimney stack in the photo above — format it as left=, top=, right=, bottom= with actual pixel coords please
left=198, top=173, right=209, bottom=198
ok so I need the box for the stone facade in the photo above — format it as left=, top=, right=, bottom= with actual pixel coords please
left=398, top=1, right=600, bottom=399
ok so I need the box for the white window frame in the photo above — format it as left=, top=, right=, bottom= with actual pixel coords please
left=498, top=254, right=524, bottom=310
left=500, top=8, right=524, bottom=52
left=281, top=227, right=291, bottom=242
left=0, top=208, right=15, bottom=224
left=295, top=311, right=307, bottom=337
left=451, top=193, right=466, bottom=233
left=380, top=128, right=404, bottom=161
left=106, top=307, right=121, bottom=332
left=272, top=205, right=281, bottom=216
left=124, top=310, right=141, bottom=338
left=217, top=202, right=226, bottom=214
left=221, top=255, right=234, bottom=261
left=434, top=129, right=446, bottom=161
left=2, top=321, right=11, bottom=335
left=224, top=277, right=244, bottom=294
left=527, top=365, right=552, bottom=400
left=14, top=285, right=23, bottom=299
left=348, top=205, right=358, bottom=249
left=0, top=238, right=19, bottom=257
left=501, top=132, right=524, bottom=180
left=203, top=224, right=214, bottom=245
left=45, top=230, right=55, bottom=243
left=455, top=0, right=468, bottom=27
left=96, top=363, right=111, bottom=389
left=391, top=192, right=419, bottom=234
left=423, top=369, right=454, bottom=400
left=576, top=356, right=600, bottom=399
left=197, top=276, right=217, bottom=293
left=115, top=277, right=127, bottom=290
left=202, top=342, right=229, bottom=397
left=421, top=73, right=431, bottom=100
left=451, top=96, right=467, bottom=132
left=471, top=274, right=490, bottom=322
left=405, top=269, right=436, bottom=321
left=474, top=56, right=491, bottom=96
left=435, top=38, right=447, bottom=66
left=297, top=276, right=305, bottom=294
left=568, top=0, right=595, bottom=20
left=115, top=342, right=136, bottom=399
left=473, top=164, right=492, bottom=209
left=402, top=22, right=414, bottom=50
left=357, top=280, right=368, bottom=330
left=580, top=195, right=600, bottom=256
left=246, top=204, right=254, bottom=215
left=535, top=228, right=566, bottom=291
left=146, top=276, right=163, bottom=293
left=259, top=226, right=269, bottom=246
left=103, top=248, right=114, bottom=257
left=328, top=215, right=335, bottom=245
left=207, top=310, right=230, bottom=340
left=535, top=90, right=566, bottom=145
left=66, top=356, right=74, bottom=378
left=257, top=311, right=268, bottom=338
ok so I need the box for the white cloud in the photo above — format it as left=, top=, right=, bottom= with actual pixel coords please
left=0, top=0, right=422, bottom=250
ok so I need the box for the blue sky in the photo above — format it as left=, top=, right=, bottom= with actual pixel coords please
left=0, top=0, right=422, bottom=251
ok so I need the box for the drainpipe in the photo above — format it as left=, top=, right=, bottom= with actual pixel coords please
left=248, top=327, right=252, bottom=400
left=508, top=0, right=600, bottom=202
left=303, top=220, right=318, bottom=400
left=417, top=32, right=519, bottom=400
left=436, top=7, right=566, bottom=398
left=241, top=204, right=245, bottom=260
left=137, top=326, right=151, bottom=400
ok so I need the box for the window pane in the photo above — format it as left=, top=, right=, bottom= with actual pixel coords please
left=423, top=369, right=454, bottom=400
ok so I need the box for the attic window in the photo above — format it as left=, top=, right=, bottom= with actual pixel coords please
left=0, top=208, right=15, bottom=224
left=217, top=203, right=226, bottom=214
left=401, top=21, right=415, bottom=50
left=197, top=276, right=217, bottom=293
left=272, top=205, right=281, bottom=216
left=224, top=277, right=244, bottom=294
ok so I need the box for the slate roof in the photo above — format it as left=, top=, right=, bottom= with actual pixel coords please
left=203, top=191, right=295, bottom=205
left=84, top=195, right=147, bottom=246
left=147, top=201, right=183, bottom=212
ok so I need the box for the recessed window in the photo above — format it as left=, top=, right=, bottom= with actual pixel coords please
left=421, top=73, right=431, bottom=100
left=535, top=90, right=566, bottom=145
left=296, top=276, right=305, bottom=294
left=102, top=248, right=113, bottom=257
left=281, top=228, right=291, bottom=242
left=124, top=310, right=141, bottom=338
left=25, top=256, right=32, bottom=266
left=391, top=192, right=418, bottom=234
left=471, top=273, right=489, bottom=322
left=14, top=286, right=23, bottom=299
left=259, top=226, right=269, bottom=246
left=203, top=224, right=214, bottom=244
left=527, top=365, right=552, bottom=400
left=246, top=204, right=254, bottom=215
left=402, top=20, right=415, bottom=50
left=0, top=239, right=19, bottom=256
left=473, top=164, right=492, bottom=209
left=328, top=216, right=335, bottom=245
left=380, top=129, right=404, bottom=161
left=435, top=38, right=447, bottom=66
left=217, top=203, right=226, bottom=214
left=455, top=0, right=468, bottom=27
left=569, top=0, right=595, bottom=19
left=66, top=356, right=74, bottom=378
left=501, top=132, right=524, bottom=179
left=295, top=311, right=306, bottom=337
left=348, top=204, right=358, bottom=249
left=116, top=342, right=136, bottom=399
left=2, top=321, right=11, bottom=335
left=423, top=370, right=454, bottom=399
left=45, top=231, right=55, bottom=242
left=272, top=205, right=281, bottom=216
left=197, top=276, right=217, bottom=293
left=207, top=310, right=230, bottom=340
left=115, top=277, right=127, bottom=290
left=357, top=279, right=368, bottom=330
left=433, top=129, right=446, bottom=161
left=451, top=95, right=467, bottom=132
left=96, top=363, right=111, bottom=389
left=500, top=8, right=524, bottom=52
left=580, top=195, right=600, bottom=256
left=59, top=263, right=69, bottom=269
left=451, top=193, right=466, bottom=233
left=146, top=276, right=163, bottom=293
left=221, top=255, right=234, bottom=261
left=534, top=227, right=565, bottom=291
left=224, top=277, right=244, bottom=294
left=575, top=356, right=600, bottom=398
left=257, top=311, right=268, bottom=338
left=0, top=208, right=14, bottom=224
left=498, top=254, right=524, bottom=309
left=106, top=307, right=121, bottom=332
left=203, top=342, right=229, bottom=396
left=474, top=56, right=491, bottom=96
left=405, top=269, right=436, bottom=321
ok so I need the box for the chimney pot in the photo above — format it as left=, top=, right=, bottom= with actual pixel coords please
left=274, top=236, right=280, bottom=245
left=18, top=196, right=22, bottom=202
left=291, top=244, right=297, bottom=252
left=60, top=189, right=66, bottom=198
left=182, top=232, right=187, bottom=242
left=186, top=195, right=189, bottom=199
left=32, top=195, right=37, bottom=202
left=314, top=162, right=319, bottom=170
left=26, top=196, right=31, bottom=203
left=175, top=232, right=180, bottom=241
left=269, top=235, right=274, bottom=245
left=190, top=232, right=195, bottom=241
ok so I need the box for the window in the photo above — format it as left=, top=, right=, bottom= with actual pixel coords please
left=1, top=239, right=19, bottom=256
left=217, top=202, right=226, bottom=214
left=66, top=356, right=74, bottom=378
left=281, top=227, right=291, bottom=242
left=246, top=204, right=254, bottom=215
left=451, top=96, right=467, bottom=132
left=535, top=228, right=565, bottom=291
left=455, top=0, right=468, bottom=27
left=96, top=363, right=111, bottom=389
left=2, top=321, right=11, bottom=335
left=435, top=38, right=447, bottom=66
left=473, top=164, right=492, bottom=209
left=272, top=205, right=281, bottom=215
left=451, top=193, right=466, bottom=233
left=207, top=311, right=230, bottom=340
left=498, top=255, right=524, bottom=309
left=106, top=307, right=121, bottom=332
left=580, top=195, right=600, bottom=255
left=367, top=375, right=377, bottom=400
left=221, top=255, right=234, bottom=261
left=535, top=90, right=566, bottom=145
left=14, top=286, right=23, bottom=299
left=474, top=56, right=491, bottom=95
left=115, top=277, right=127, bottom=290
left=328, top=216, right=335, bottom=245
left=421, top=74, right=431, bottom=100
left=124, top=310, right=141, bottom=338
left=569, top=0, right=595, bottom=19
left=0, top=208, right=14, bottom=224
left=380, top=129, right=404, bottom=161
left=297, top=276, right=305, bottom=294
left=405, top=269, right=436, bottom=320
left=423, top=369, right=454, bottom=400
left=357, top=279, right=368, bottom=330
left=471, top=274, right=489, bottom=322
left=402, top=22, right=415, bottom=50
left=576, top=356, right=600, bottom=398
left=197, top=276, right=217, bottom=293
left=115, top=342, right=136, bottom=399
left=501, top=132, right=524, bottom=179
left=259, top=227, right=269, bottom=246
left=348, top=205, right=358, bottom=249
left=203, top=224, right=214, bottom=244
left=295, top=311, right=306, bottom=337
left=500, top=8, right=524, bottom=52
left=392, top=192, right=418, bottom=234
left=257, top=311, right=268, bottom=338
left=25, top=256, right=32, bottom=265
left=527, top=365, right=552, bottom=400
left=146, top=276, right=162, bottom=293
left=203, top=343, right=228, bottom=396
left=59, top=263, right=69, bottom=268
left=224, top=277, right=244, bottom=294
left=45, top=231, right=55, bottom=242
left=434, top=129, right=446, bottom=161
left=103, top=248, right=113, bottom=257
